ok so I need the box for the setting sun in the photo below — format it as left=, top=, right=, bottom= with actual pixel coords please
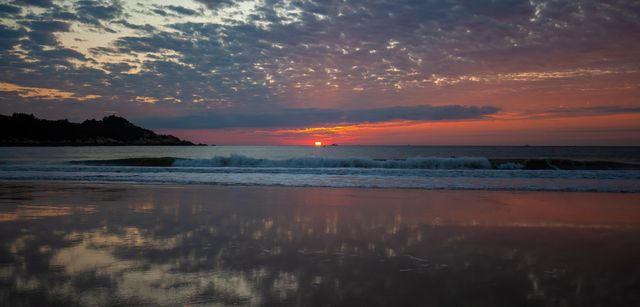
left=314, top=141, right=322, bottom=146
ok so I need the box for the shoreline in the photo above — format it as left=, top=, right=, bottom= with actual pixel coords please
left=2, top=178, right=640, bottom=194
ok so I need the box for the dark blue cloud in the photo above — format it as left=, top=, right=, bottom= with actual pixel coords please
left=194, top=0, right=235, bottom=10
left=0, top=4, right=21, bottom=14
left=114, top=20, right=156, bottom=32
left=151, top=5, right=199, bottom=17
left=12, top=0, right=53, bottom=8
left=0, top=25, right=25, bottom=51
left=164, top=5, right=198, bottom=16
left=74, top=0, right=124, bottom=25
left=39, top=48, right=85, bottom=60
left=102, top=62, right=135, bottom=73
left=19, top=20, right=71, bottom=46
left=25, top=20, right=71, bottom=32
left=136, top=105, right=500, bottom=129
left=151, top=8, right=168, bottom=17
left=544, top=106, right=640, bottom=116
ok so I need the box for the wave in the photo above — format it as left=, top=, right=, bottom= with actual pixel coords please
left=72, top=154, right=640, bottom=170
left=4, top=157, right=640, bottom=192
left=171, top=155, right=493, bottom=169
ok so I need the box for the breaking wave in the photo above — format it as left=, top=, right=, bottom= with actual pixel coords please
left=73, top=154, right=640, bottom=170
left=171, top=155, right=493, bottom=169
left=3, top=154, right=638, bottom=192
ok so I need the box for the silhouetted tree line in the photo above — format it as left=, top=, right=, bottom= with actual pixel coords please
left=0, top=113, right=195, bottom=146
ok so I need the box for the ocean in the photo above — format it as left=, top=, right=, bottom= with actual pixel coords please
left=1, top=145, right=639, bottom=192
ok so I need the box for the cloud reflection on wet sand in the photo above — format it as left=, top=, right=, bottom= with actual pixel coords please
left=1, top=183, right=640, bottom=306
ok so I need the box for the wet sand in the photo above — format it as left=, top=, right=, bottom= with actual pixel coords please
left=1, top=182, right=640, bottom=306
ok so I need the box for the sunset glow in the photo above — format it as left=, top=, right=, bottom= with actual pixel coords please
left=314, top=141, right=322, bottom=147
left=0, top=0, right=638, bottom=145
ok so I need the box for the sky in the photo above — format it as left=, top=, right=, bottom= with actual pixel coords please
left=0, top=0, right=639, bottom=145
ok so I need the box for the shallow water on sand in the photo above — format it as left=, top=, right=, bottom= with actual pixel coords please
left=1, top=183, right=640, bottom=306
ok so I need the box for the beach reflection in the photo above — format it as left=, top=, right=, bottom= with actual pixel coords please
left=1, top=184, right=640, bottom=306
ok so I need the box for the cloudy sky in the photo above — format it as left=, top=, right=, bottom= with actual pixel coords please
left=1, top=0, right=639, bottom=145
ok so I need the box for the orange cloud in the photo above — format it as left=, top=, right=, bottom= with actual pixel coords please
left=0, top=82, right=101, bottom=102
left=135, top=96, right=159, bottom=104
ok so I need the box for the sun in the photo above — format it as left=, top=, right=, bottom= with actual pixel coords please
left=314, top=141, right=322, bottom=146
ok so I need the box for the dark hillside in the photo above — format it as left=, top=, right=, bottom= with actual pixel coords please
left=0, top=113, right=194, bottom=146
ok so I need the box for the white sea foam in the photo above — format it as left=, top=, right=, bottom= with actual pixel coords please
left=496, top=162, right=525, bottom=169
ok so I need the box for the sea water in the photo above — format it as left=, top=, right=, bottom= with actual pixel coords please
left=1, top=146, right=639, bottom=192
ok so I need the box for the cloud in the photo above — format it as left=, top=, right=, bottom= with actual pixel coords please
left=114, top=20, right=156, bottom=32
left=136, top=105, right=500, bottom=129
left=74, top=0, right=125, bottom=25
left=20, top=20, right=71, bottom=46
left=194, top=0, right=236, bottom=10
left=0, top=82, right=101, bottom=101
left=0, top=4, right=21, bottom=14
left=135, top=96, right=159, bottom=104
left=39, top=48, right=85, bottom=60
left=151, top=5, right=199, bottom=17
left=12, top=0, right=53, bottom=8
left=0, top=25, right=24, bottom=50
left=25, top=20, right=69, bottom=31
left=164, top=5, right=198, bottom=16
left=151, top=8, right=168, bottom=17
left=543, top=106, right=640, bottom=116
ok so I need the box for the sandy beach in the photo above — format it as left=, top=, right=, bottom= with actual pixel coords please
left=0, top=182, right=639, bottom=306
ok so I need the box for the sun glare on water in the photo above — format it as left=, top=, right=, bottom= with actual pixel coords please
left=314, top=141, right=322, bottom=146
